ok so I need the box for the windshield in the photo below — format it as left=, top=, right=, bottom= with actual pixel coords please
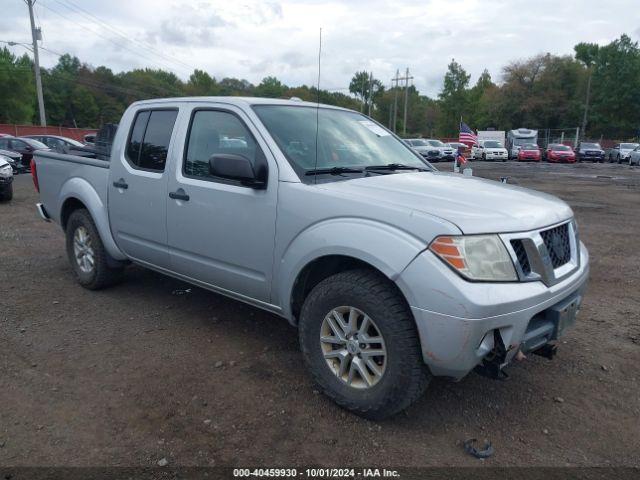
left=552, top=145, right=571, bottom=151
left=621, top=143, right=638, bottom=149
left=64, top=137, right=85, bottom=147
left=483, top=141, right=503, bottom=148
left=522, top=144, right=538, bottom=150
left=426, top=139, right=444, bottom=147
left=253, top=105, right=431, bottom=180
left=409, top=139, right=428, bottom=147
left=513, top=137, right=535, bottom=147
left=22, top=138, right=48, bottom=149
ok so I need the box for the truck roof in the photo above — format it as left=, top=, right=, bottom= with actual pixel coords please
left=130, top=96, right=351, bottom=111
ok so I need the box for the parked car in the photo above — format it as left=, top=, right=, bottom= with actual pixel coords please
left=546, top=144, right=576, bottom=163
left=423, top=139, right=455, bottom=161
left=22, top=135, right=95, bottom=158
left=0, top=133, right=13, bottom=138
left=0, top=149, right=24, bottom=173
left=628, top=145, right=640, bottom=166
left=32, top=97, right=589, bottom=419
left=472, top=140, right=508, bottom=161
left=445, top=142, right=469, bottom=155
left=517, top=144, right=541, bottom=162
left=404, top=139, right=441, bottom=162
left=0, top=137, right=50, bottom=170
left=575, top=142, right=604, bottom=162
left=83, top=133, right=96, bottom=146
left=607, top=143, right=639, bottom=163
left=0, top=155, right=14, bottom=200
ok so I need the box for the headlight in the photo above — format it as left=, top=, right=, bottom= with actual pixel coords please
left=0, top=164, right=13, bottom=178
left=429, top=235, right=517, bottom=281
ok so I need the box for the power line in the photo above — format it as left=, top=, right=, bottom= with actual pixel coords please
left=37, top=0, right=192, bottom=75
left=56, top=0, right=197, bottom=73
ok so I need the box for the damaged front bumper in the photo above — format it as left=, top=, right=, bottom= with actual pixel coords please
left=397, top=241, right=589, bottom=380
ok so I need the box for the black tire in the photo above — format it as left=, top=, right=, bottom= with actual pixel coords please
left=0, top=184, right=13, bottom=201
left=298, top=269, right=431, bottom=419
left=65, top=209, right=124, bottom=290
left=482, top=153, right=487, bottom=162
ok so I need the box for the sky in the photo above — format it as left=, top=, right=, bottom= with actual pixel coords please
left=2, top=0, right=640, bottom=98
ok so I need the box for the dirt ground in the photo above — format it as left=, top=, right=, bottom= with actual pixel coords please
left=1, top=161, right=639, bottom=468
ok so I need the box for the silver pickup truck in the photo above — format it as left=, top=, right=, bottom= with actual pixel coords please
left=33, top=97, right=589, bottom=419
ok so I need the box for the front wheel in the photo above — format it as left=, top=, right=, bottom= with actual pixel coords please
left=65, top=209, right=124, bottom=289
left=299, top=269, right=431, bottom=419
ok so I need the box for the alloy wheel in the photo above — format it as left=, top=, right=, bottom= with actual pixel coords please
left=320, top=306, right=387, bottom=389
left=73, top=226, right=95, bottom=274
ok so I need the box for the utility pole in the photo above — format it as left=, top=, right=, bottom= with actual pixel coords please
left=402, top=67, right=413, bottom=136
left=581, top=69, right=592, bottom=140
left=392, top=69, right=400, bottom=133
left=27, top=0, right=46, bottom=126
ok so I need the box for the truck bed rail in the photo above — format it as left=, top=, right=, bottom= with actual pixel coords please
left=35, top=150, right=110, bottom=169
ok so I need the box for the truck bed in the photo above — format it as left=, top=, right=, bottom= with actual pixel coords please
left=34, top=150, right=110, bottom=226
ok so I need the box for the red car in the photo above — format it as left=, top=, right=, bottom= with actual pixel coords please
left=517, top=143, right=541, bottom=161
left=545, top=144, right=576, bottom=163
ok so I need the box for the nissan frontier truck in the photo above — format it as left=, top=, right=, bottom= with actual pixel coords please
left=32, top=97, right=589, bottom=419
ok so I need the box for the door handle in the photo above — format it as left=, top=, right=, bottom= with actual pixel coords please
left=169, top=190, right=190, bottom=201
left=112, top=180, right=128, bottom=189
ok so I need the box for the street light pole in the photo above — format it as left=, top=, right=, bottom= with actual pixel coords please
left=27, top=0, right=46, bottom=126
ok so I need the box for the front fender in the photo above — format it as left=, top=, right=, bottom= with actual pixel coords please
left=275, top=217, right=428, bottom=321
left=59, top=177, right=126, bottom=261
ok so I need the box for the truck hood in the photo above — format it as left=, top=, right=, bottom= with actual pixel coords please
left=319, top=172, right=573, bottom=234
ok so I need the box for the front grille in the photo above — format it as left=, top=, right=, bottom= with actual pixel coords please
left=510, top=239, right=531, bottom=275
left=540, top=223, right=571, bottom=268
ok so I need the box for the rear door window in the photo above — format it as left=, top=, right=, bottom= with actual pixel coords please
left=125, top=109, right=177, bottom=172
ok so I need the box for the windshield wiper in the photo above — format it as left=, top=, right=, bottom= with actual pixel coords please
left=305, top=166, right=364, bottom=176
left=364, top=163, right=429, bottom=172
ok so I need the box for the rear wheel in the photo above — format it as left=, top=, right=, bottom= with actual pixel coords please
left=65, top=209, right=124, bottom=289
left=298, top=269, right=431, bottom=419
left=0, top=184, right=12, bottom=201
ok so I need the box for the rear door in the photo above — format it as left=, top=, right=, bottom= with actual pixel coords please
left=108, top=108, right=179, bottom=269
left=165, top=104, right=278, bottom=303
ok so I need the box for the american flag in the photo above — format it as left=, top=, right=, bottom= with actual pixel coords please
left=459, top=121, right=478, bottom=146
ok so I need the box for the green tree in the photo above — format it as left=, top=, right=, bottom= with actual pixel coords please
left=0, top=48, right=35, bottom=123
left=587, top=34, right=640, bottom=137
left=349, top=71, right=383, bottom=112
left=467, top=69, right=495, bottom=128
left=437, top=59, right=470, bottom=135
left=255, top=76, right=287, bottom=98
left=185, top=69, right=219, bottom=96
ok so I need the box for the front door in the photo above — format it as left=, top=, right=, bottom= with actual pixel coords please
left=166, top=105, right=277, bottom=303
left=108, top=108, right=179, bottom=269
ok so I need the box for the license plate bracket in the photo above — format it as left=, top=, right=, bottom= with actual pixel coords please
left=546, top=292, right=582, bottom=339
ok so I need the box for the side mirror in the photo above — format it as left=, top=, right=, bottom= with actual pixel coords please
left=209, top=153, right=266, bottom=189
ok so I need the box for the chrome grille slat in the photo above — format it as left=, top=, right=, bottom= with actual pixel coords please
left=501, top=220, right=579, bottom=287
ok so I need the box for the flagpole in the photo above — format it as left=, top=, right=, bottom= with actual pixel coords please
left=454, top=116, right=462, bottom=173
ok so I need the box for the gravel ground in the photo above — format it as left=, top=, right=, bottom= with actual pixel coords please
left=1, top=161, right=639, bottom=468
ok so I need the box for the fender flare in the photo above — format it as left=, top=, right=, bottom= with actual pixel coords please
left=59, top=177, right=127, bottom=261
left=275, top=217, right=428, bottom=321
